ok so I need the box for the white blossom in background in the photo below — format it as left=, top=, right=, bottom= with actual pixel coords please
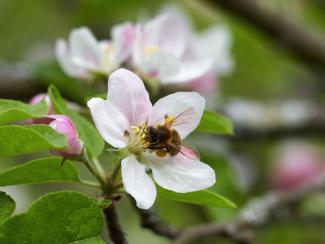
left=88, top=69, right=216, bottom=209
left=55, top=24, right=134, bottom=80
left=131, top=9, right=233, bottom=92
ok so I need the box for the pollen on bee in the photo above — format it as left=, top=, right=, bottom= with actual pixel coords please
left=164, top=114, right=175, bottom=125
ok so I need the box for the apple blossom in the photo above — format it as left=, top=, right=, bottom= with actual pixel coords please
left=47, top=115, right=83, bottom=157
left=87, top=69, right=216, bottom=209
left=55, top=24, right=134, bottom=80
left=270, top=142, right=323, bottom=191
left=131, top=9, right=233, bottom=92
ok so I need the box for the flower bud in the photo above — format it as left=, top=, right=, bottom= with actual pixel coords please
left=269, top=142, right=323, bottom=191
left=28, top=93, right=54, bottom=124
left=48, top=115, right=83, bottom=157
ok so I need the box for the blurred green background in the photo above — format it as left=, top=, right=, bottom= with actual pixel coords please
left=0, top=0, right=325, bottom=243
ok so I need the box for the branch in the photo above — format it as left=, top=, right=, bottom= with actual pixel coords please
left=133, top=173, right=325, bottom=244
left=174, top=173, right=325, bottom=244
left=135, top=207, right=180, bottom=239
left=204, top=0, right=325, bottom=68
left=220, top=99, right=325, bottom=141
left=0, top=62, right=41, bottom=98
left=104, top=203, right=128, bottom=244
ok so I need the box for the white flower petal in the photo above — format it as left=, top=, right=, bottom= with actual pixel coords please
left=144, top=11, right=189, bottom=58
left=111, top=22, right=135, bottom=64
left=55, top=39, right=88, bottom=78
left=69, top=27, right=103, bottom=71
left=146, top=153, right=216, bottom=193
left=161, top=57, right=214, bottom=84
left=149, top=92, right=205, bottom=139
left=87, top=98, right=129, bottom=148
left=198, top=26, right=233, bottom=74
left=122, top=155, right=156, bottom=209
left=108, top=69, right=152, bottom=126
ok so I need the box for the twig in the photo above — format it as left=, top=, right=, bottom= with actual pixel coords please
left=104, top=203, right=128, bottom=244
left=204, top=0, right=325, bottom=68
left=133, top=173, right=325, bottom=244
left=232, top=122, right=325, bottom=141
left=0, top=62, right=40, bottom=98
left=135, top=206, right=180, bottom=239
left=174, top=173, right=325, bottom=244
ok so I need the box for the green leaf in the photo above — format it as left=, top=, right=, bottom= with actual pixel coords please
left=0, top=157, right=80, bottom=186
left=48, top=85, right=104, bottom=158
left=197, top=110, right=234, bottom=135
left=0, top=192, right=15, bottom=224
left=70, top=237, right=105, bottom=244
left=0, top=125, right=67, bottom=157
left=157, top=186, right=237, bottom=209
left=0, top=191, right=103, bottom=244
left=0, top=99, right=48, bottom=125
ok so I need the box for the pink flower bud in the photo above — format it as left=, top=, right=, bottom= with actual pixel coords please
left=28, top=93, right=54, bottom=124
left=47, top=115, right=83, bottom=157
left=269, top=142, right=323, bottom=191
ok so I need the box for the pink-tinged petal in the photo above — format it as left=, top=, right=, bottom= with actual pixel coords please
left=144, top=11, right=189, bottom=58
left=111, top=22, right=135, bottom=64
left=161, top=57, right=214, bottom=84
left=149, top=92, right=205, bottom=139
left=55, top=39, right=88, bottom=78
left=187, top=71, right=218, bottom=93
left=145, top=153, right=216, bottom=193
left=108, top=69, right=152, bottom=126
left=87, top=97, right=129, bottom=149
left=47, top=115, right=83, bottom=157
left=69, top=27, right=103, bottom=71
left=122, top=155, right=156, bottom=209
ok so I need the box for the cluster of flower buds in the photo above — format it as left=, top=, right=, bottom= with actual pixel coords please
left=28, top=94, right=83, bottom=158
left=55, top=8, right=233, bottom=93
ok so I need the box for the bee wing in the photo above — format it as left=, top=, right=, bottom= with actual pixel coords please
left=166, top=143, right=199, bottom=160
left=166, top=108, right=195, bottom=128
left=179, top=146, right=200, bottom=160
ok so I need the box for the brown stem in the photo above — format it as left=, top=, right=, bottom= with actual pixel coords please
left=204, top=0, right=325, bottom=69
left=104, top=203, right=128, bottom=244
left=135, top=207, right=180, bottom=239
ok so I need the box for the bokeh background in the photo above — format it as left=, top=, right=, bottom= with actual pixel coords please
left=0, top=0, right=325, bottom=243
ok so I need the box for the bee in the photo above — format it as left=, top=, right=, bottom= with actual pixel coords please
left=142, top=109, right=199, bottom=160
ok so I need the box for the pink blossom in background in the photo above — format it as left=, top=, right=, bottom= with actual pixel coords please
left=130, top=9, right=233, bottom=93
left=55, top=25, right=135, bottom=80
left=270, top=142, right=324, bottom=191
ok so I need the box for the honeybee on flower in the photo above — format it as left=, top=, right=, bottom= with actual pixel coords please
left=87, top=69, right=216, bottom=209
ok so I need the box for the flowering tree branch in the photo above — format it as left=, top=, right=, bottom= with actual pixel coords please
left=134, top=173, right=325, bottom=244
left=0, top=62, right=40, bottom=98
left=205, top=0, right=325, bottom=68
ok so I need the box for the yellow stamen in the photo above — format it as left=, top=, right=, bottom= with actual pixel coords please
left=144, top=45, right=160, bottom=56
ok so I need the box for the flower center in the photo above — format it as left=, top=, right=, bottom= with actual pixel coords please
left=143, top=45, right=160, bottom=57
left=127, top=115, right=182, bottom=158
